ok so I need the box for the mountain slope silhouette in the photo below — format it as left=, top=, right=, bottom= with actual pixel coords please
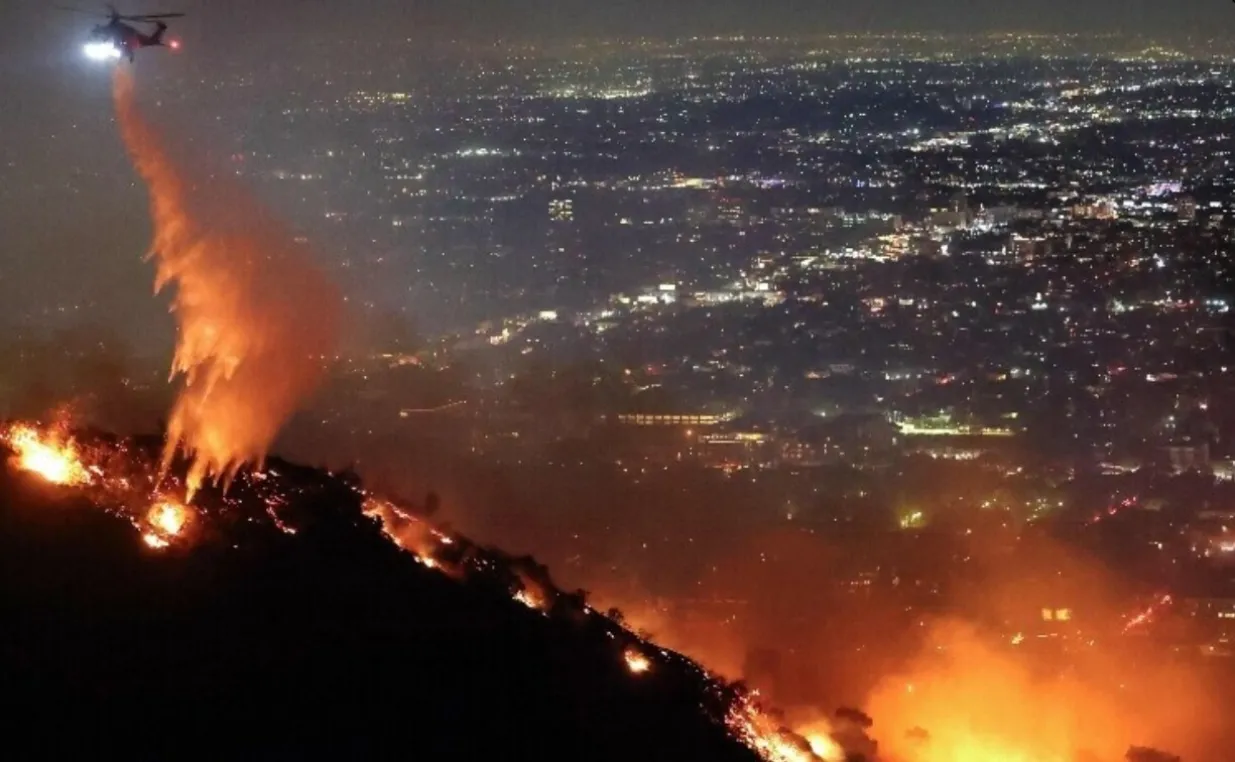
left=0, top=447, right=761, bottom=761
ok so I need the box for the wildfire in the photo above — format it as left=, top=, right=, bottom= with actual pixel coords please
left=143, top=498, right=192, bottom=549
left=362, top=495, right=439, bottom=561
left=0, top=65, right=966, bottom=762
left=2, top=421, right=202, bottom=553
left=363, top=490, right=842, bottom=759
left=792, top=717, right=845, bottom=762
left=514, top=588, right=546, bottom=611
left=624, top=648, right=652, bottom=675
left=149, top=500, right=188, bottom=535
left=4, top=424, right=93, bottom=486
left=803, top=732, right=844, bottom=762
left=726, top=693, right=838, bottom=762
left=0, top=418, right=835, bottom=762
left=0, top=421, right=848, bottom=762
left=865, top=618, right=1147, bottom=762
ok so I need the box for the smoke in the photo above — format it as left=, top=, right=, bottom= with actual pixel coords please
left=0, top=323, right=168, bottom=433
left=112, top=69, right=340, bottom=495
left=863, top=537, right=1220, bottom=762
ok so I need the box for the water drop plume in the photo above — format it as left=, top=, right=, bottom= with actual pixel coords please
left=112, top=69, right=341, bottom=497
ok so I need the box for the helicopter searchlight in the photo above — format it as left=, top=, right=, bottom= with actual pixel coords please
left=84, top=41, right=124, bottom=60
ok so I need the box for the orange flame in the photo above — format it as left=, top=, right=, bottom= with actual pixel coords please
left=513, top=588, right=546, bottom=611
left=623, top=648, right=652, bottom=675
left=362, top=496, right=438, bottom=561
left=111, top=69, right=340, bottom=498
left=866, top=620, right=1141, bottom=762
left=793, top=717, right=845, bottom=762
left=148, top=500, right=188, bottom=536
left=802, top=732, right=844, bottom=762
left=142, top=532, right=171, bottom=549
left=726, top=693, right=837, bottom=762
left=4, top=423, right=93, bottom=486
left=142, top=497, right=192, bottom=549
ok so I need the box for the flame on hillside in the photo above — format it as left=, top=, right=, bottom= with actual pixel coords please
left=793, top=716, right=847, bottom=762
left=0, top=66, right=879, bottom=762
left=142, top=497, right=192, bottom=548
left=111, top=69, right=340, bottom=498
left=0, top=420, right=874, bottom=762
left=726, top=693, right=843, bottom=762
left=4, top=423, right=203, bottom=554
left=352, top=462, right=839, bottom=761
left=4, top=423, right=93, bottom=486
left=624, top=648, right=652, bottom=675
left=362, top=495, right=454, bottom=571
left=3, top=419, right=1202, bottom=762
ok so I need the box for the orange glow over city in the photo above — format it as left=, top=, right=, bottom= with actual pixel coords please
left=865, top=617, right=1211, bottom=762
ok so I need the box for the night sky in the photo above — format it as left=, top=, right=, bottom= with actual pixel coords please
left=0, top=0, right=1233, bottom=353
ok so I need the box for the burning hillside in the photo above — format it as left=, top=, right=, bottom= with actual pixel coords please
left=29, top=58, right=1184, bottom=762
left=0, top=419, right=848, bottom=760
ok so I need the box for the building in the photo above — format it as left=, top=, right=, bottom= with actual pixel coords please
left=692, top=431, right=769, bottom=469
left=549, top=198, right=574, bottom=222
left=1177, top=195, right=1197, bottom=222
left=716, top=196, right=745, bottom=226
left=615, top=412, right=735, bottom=427
left=1180, top=596, right=1235, bottom=656
left=1162, top=441, right=1210, bottom=474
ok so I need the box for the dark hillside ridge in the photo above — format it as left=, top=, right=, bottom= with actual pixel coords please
left=0, top=436, right=764, bottom=761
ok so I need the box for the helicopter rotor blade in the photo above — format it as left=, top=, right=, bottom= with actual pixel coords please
left=53, top=5, right=110, bottom=17
left=119, top=12, right=186, bottom=20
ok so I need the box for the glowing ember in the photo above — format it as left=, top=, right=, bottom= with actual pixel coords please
left=4, top=424, right=93, bottom=486
left=264, top=495, right=298, bottom=535
left=142, top=532, right=170, bottom=549
left=1123, top=593, right=1173, bottom=634
left=624, top=648, right=652, bottom=675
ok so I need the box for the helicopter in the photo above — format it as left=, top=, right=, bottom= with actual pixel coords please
left=58, top=4, right=185, bottom=63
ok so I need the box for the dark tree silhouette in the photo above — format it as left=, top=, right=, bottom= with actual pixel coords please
left=1127, top=748, right=1182, bottom=762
